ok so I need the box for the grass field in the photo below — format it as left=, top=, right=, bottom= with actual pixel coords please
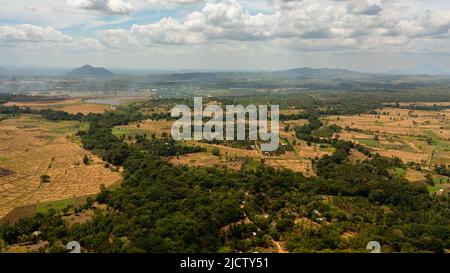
left=113, top=120, right=174, bottom=138
left=356, top=138, right=379, bottom=148
left=36, top=198, right=74, bottom=214
left=0, top=116, right=121, bottom=220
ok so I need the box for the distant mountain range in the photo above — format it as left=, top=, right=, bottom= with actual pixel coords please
left=1, top=64, right=449, bottom=78
left=275, top=65, right=450, bottom=77
left=157, top=67, right=362, bottom=80
left=67, top=65, right=114, bottom=77
left=388, top=64, right=449, bottom=76
left=271, top=67, right=361, bottom=79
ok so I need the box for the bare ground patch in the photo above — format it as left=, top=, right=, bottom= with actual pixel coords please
left=169, top=152, right=242, bottom=170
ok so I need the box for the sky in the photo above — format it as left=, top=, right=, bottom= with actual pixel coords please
left=1, top=0, right=450, bottom=72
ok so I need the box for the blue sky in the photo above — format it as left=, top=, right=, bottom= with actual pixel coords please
left=1, top=0, right=450, bottom=72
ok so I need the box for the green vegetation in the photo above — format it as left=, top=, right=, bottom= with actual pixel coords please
left=36, top=199, right=74, bottom=214
left=395, top=168, right=407, bottom=178
left=356, top=138, right=379, bottom=148
left=0, top=90, right=449, bottom=253
left=112, top=127, right=147, bottom=138
left=211, top=147, right=221, bottom=157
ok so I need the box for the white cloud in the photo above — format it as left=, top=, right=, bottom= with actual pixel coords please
left=0, top=24, right=74, bottom=44
left=146, top=0, right=204, bottom=8
left=2, top=0, right=450, bottom=69
left=0, top=24, right=109, bottom=55
left=346, top=0, right=382, bottom=16
left=98, top=0, right=278, bottom=48
left=24, top=3, right=37, bottom=11
left=4, top=0, right=450, bottom=55
left=67, top=0, right=133, bottom=15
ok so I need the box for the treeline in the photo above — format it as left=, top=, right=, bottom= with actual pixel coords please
left=79, top=111, right=204, bottom=165
left=294, top=113, right=341, bottom=143
left=435, top=165, right=450, bottom=177
left=0, top=105, right=84, bottom=121
left=396, top=104, right=450, bottom=112
left=149, top=112, right=174, bottom=121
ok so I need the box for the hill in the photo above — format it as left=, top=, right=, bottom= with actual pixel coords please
left=271, top=67, right=361, bottom=79
left=149, top=67, right=363, bottom=82
left=67, top=65, right=114, bottom=77
left=389, top=64, right=449, bottom=76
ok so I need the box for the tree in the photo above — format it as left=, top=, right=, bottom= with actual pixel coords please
left=212, top=148, right=220, bottom=157
left=40, top=175, right=50, bottom=184
left=83, top=155, right=90, bottom=165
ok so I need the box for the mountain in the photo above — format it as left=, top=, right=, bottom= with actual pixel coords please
left=388, top=64, right=449, bottom=76
left=271, top=67, right=362, bottom=79
left=150, top=67, right=364, bottom=82
left=67, top=65, right=114, bottom=77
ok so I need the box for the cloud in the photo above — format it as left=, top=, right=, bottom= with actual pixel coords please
left=67, top=0, right=133, bottom=15
left=0, top=24, right=74, bottom=44
left=0, top=24, right=109, bottom=54
left=346, top=0, right=383, bottom=16
left=98, top=0, right=277, bottom=48
left=24, top=3, right=37, bottom=11
left=2, top=0, right=450, bottom=58
left=92, top=0, right=450, bottom=55
left=146, top=0, right=204, bottom=8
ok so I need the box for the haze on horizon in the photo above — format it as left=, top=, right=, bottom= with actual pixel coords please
left=1, top=0, right=450, bottom=72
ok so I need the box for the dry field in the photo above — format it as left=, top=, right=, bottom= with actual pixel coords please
left=3, top=99, right=81, bottom=109
left=404, top=169, right=428, bottom=183
left=169, top=152, right=242, bottom=170
left=266, top=158, right=314, bottom=176
left=188, top=141, right=260, bottom=158
left=56, top=103, right=110, bottom=114
left=280, top=108, right=304, bottom=115
left=4, top=99, right=110, bottom=115
left=184, top=141, right=319, bottom=176
left=324, top=107, right=450, bottom=166
left=0, top=116, right=121, bottom=219
left=324, top=108, right=448, bottom=137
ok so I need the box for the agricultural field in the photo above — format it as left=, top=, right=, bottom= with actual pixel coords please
left=113, top=118, right=331, bottom=176
left=3, top=98, right=111, bottom=115
left=324, top=107, right=450, bottom=166
left=0, top=116, right=121, bottom=220
left=113, top=119, right=315, bottom=174
left=113, top=119, right=173, bottom=138
left=112, top=104, right=449, bottom=183
left=321, top=106, right=450, bottom=193
left=169, top=152, right=242, bottom=170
